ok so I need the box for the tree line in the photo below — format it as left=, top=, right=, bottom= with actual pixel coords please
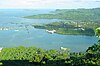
left=0, top=41, right=100, bottom=66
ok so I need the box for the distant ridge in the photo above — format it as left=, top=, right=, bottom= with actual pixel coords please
left=24, top=8, right=100, bottom=21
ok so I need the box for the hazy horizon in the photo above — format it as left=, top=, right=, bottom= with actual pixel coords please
left=0, top=0, right=100, bottom=9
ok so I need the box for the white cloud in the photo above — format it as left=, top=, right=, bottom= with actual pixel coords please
left=0, top=0, right=100, bottom=9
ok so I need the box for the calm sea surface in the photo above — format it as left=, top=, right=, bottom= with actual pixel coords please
left=0, top=9, right=99, bottom=52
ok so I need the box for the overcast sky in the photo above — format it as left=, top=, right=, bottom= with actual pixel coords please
left=0, top=0, right=100, bottom=9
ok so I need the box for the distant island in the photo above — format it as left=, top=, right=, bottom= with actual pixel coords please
left=24, top=8, right=100, bottom=21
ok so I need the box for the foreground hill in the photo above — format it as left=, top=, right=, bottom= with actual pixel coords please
left=0, top=41, right=100, bottom=66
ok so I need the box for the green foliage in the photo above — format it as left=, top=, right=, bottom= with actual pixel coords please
left=0, top=42, right=100, bottom=66
left=55, top=52, right=70, bottom=60
left=96, top=27, right=100, bottom=38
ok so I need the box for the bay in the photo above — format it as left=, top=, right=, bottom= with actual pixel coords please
left=0, top=9, right=98, bottom=52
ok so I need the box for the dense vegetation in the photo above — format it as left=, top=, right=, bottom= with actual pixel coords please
left=0, top=41, right=100, bottom=66
left=96, top=27, right=100, bottom=38
left=32, top=21, right=100, bottom=35
left=24, top=8, right=100, bottom=21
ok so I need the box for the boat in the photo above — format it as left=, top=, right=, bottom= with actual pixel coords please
left=0, top=28, right=9, bottom=31
left=46, top=30, right=56, bottom=34
left=60, top=47, right=70, bottom=51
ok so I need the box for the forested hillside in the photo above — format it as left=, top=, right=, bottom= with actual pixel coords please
left=24, top=8, right=100, bottom=21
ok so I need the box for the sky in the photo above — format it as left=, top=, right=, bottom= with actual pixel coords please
left=0, top=0, right=100, bottom=9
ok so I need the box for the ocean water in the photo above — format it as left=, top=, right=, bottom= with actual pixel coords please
left=0, top=9, right=98, bottom=52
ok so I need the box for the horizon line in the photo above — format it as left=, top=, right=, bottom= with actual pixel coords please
left=0, top=7, right=100, bottom=9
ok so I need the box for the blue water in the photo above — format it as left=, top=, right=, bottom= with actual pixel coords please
left=0, top=9, right=99, bottom=52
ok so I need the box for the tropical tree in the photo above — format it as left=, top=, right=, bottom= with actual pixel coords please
left=96, top=27, right=100, bottom=38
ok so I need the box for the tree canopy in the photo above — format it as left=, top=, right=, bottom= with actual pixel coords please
left=96, top=27, right=100, bottom=38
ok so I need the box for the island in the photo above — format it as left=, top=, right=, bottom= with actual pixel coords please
left=32, top=21, right=100, bottom=36
left=24, top=8, right=100, bottom=21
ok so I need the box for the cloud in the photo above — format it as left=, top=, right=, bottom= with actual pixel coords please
left=0, top=0, right=100, bottom=9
